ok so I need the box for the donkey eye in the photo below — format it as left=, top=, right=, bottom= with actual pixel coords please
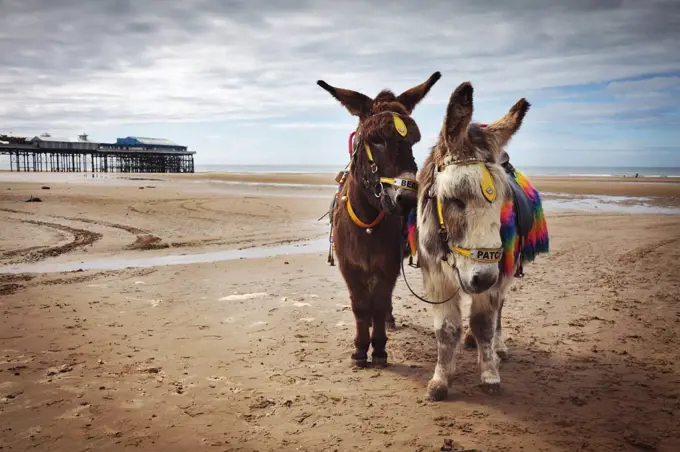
left=449, top=198, right=466, bottom=210
left=368, top=136, right=384, bottom=147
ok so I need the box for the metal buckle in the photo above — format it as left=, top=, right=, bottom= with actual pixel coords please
left=375, top=182, right=385, bottom=198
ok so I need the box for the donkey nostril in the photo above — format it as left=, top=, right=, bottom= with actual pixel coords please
left=471, top=272, right=498, bottom=292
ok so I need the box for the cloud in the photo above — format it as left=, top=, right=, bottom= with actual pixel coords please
left=606, top=76, right=680, bottom=94
left=0, top=0, right=679, bottom=166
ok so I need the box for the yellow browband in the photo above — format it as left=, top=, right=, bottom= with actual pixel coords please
left=436, top=160, right=502, bottom=264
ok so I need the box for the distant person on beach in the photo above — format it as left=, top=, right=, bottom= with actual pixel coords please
left=635, top=173, right=639, bottom=178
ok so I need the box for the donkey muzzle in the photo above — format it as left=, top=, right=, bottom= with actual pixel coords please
left=461, top=267, right=499, bottom=294
left=395, top=188, right=418, bottom=212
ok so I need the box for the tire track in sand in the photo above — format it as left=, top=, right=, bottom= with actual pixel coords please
left=618, top=237, right=680, bottom=265
left=1, top=210, right=168, bottom=264
left=47, top=215, right=168, bottom=251
left=7, top=218, right=102, bottom=263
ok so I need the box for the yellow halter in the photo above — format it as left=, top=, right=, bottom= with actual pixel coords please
left=435, top=159, right=503, bottom=264
left=343, top=114, right=419, bottom=231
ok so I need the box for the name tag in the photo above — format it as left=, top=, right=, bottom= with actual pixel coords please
left=382, top=177, right=418, bottom=191
left=472, top=249, right=502, bottom=263
left=398, top=179, right=418, bottom=190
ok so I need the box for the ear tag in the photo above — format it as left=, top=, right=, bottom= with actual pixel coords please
left=393, top=114, right=408, bottom=137
left=480, top=164, right=496, bottom=202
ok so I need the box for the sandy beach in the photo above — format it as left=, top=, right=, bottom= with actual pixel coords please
left=1, top=171, right=680, bottom=452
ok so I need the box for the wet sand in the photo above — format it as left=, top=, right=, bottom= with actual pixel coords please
left=167, top=171, right=680, bottom=197
left=1, top=172, right=680, bottom=451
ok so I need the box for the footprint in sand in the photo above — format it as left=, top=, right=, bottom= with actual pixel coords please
left=299, top=318, right=315, bottom=323
left=206, top=376, right=237, bottom=385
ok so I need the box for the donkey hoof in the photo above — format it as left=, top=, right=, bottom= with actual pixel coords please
left=481, top=382, right=501, bottom=395
left=372, top=356, right=388, bottom=368
left=351, top=354, right=368, bottom=368
left=386, top=320, right=397, bottom=331
left=463, top=332, right=477, bottom=349
left=352, top=358, right=368, bottom=368
left=426, top=379, right=449, bottom=401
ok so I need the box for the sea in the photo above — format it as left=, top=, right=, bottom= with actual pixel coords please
left=194, top=164, right=680, bottom=178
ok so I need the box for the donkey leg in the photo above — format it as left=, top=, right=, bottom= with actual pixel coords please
left=370, top=308, right=389, bottom=367
left=494, top=294, right=509, bottom=361
left=465, top=277, right=512, bottom=354
left=343, top=267, right=372, bottom=368
left=370, top=280, right=397, bottom=366
left=463, top=328, right=477, bottom=350
left=427, top=301, right=462, bottom=401
left=386, top=301, right=397, bottom=331
left=351, top=303, right=372, bottom=368
left=470, top=291, right=502, bottom=394
left=426, top=289, right=462, bottom=401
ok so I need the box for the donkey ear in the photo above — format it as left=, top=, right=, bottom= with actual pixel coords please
left=485, top=98, right=531, bottom=150
left=396, top=71, right=442, bottom=114
left=317, top=80, right=374, bottom=118
left=443, top=81, right=474, bottom=142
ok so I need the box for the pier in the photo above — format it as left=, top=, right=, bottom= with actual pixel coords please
left=0, top=135, right=195, bottom=173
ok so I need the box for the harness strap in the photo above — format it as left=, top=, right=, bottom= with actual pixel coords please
left=364, top=144, right=378, bottom=173
left=436, top=192, right=447, bottom=232
left=346, top=197, right=385, bottom=228
left=348, top=131, right=356, bottom=157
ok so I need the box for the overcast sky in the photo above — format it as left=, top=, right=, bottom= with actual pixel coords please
left=1, top=0, right=679, bottom=168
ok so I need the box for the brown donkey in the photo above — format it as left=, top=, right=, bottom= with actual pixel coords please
left=415, top=81, right=548, bottom=400
left=317, top=72, right=441, bottom=367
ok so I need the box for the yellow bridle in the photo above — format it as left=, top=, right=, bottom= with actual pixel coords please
left=362, top=143, right=419, bottom=192
left=435, top=159, right=503, bottom=264
left=344, top=113, right=419, bottom=231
